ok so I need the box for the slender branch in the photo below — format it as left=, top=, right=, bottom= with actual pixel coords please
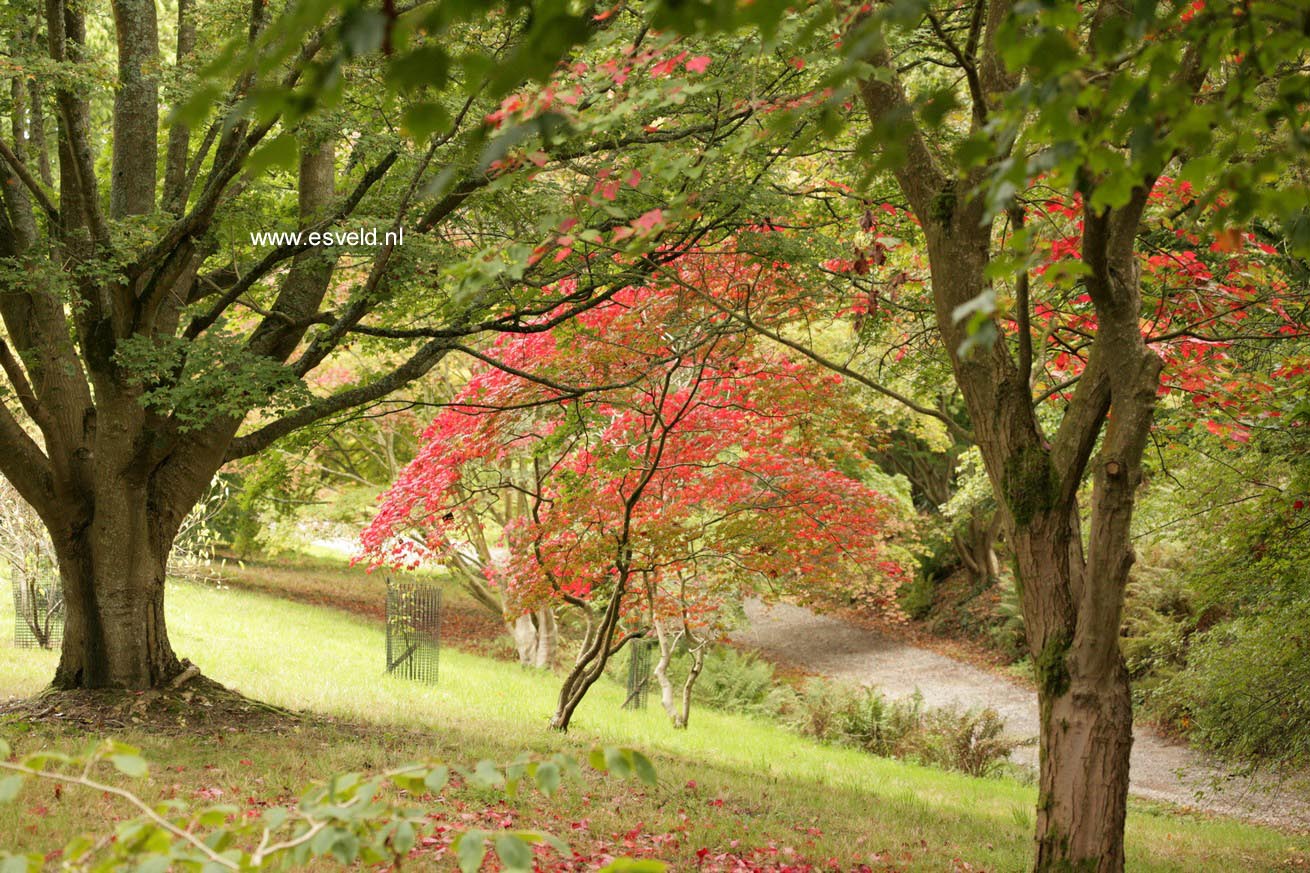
left=666, top=271, right=973, bottom=441
left=182, top=151, right=398, bottom=339
left=0, top=339, right=52, bottom=431
left=0, top=761, right=237, bottom=869
left=0, top=138, right=59, bottom=222
left=1010, top=206, right=1033, bottom=388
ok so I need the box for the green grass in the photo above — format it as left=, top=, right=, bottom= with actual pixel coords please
left=2, top=580, right=1307, bottom=871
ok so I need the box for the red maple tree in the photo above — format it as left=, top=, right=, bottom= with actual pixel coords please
left=361, top=252, right=913, bottom=729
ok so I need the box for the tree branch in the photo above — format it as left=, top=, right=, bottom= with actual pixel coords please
left=0, top=138, right=59, bottom=223
left=225, top=338, right=457, bottom=461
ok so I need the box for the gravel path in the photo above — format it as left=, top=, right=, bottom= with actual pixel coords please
left=733, top=599, right=1310, bottom=829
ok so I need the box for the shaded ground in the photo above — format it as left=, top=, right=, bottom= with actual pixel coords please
left=733, top=598, right=1310, bottom=830
left=0, top=672, right=299, bottom=735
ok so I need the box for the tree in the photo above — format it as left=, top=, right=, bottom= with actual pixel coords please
left=361, top=256, right=912, bottom=730
left=0, top=0, right=797, bottom=689
left=813, top=3, right=1310, bottom=868
left=568, top=1, right=1310, bottom=864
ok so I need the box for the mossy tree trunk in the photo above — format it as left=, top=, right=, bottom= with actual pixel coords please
left=856, top=14, right=1177, bottom=862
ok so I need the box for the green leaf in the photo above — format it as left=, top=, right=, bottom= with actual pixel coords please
left=493, top=833, right=534, bottom=872
left=110, top=754, right=149, bottom=778
left=387, top=46, right=451, bottom=91
left=196, top=805, right=238, bottom=827
left=587, top=747, right=607, bottom=772
left=424, top=764, right=450, bottom=793
left=401, top=102, right=452, bottom=141
left=339, top=7, right=387, bottom=58
left=63, top=835, right=95, bottom=861
left=628, top=751, right=657, bottom=787
left=245, top=133, right=299, bottom=178
left=599, top=860, right=668, bottom=872
left=602, top=747, right=631, bottom=778
left=0, top=854, right=36, bottom=873
left=392, top=820, right=416, bottom=855
left=329, top=832, right=360, bottom=865
left=471, top=759, right=504, bottom=788
left=0, top=738, right=10, bottom=759
left=310, top=825, right=338, bottom=857
left=0, top=776, right=23, bottom=803
left=134, top=855, right=170, bottom=873
left=454, top=829, right=487, bottom=873
left=168, top=83, right=223, bottom=129
left=21, top=752, right=71, bottom=771
left=534, top=760, right=560, bottom=796
left=519, top=830, right=569, bottom=855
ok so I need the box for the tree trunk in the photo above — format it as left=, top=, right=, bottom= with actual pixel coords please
left=52, top=492, right=184, bottom=689
left=679, top=636, right=705, bottom=730
left=551, top=573, right=631, bottom=731
left=508, top=607, right=557, bottom=668
left=651, top=619, right=706, bottom=729
left=1035, top=652, right=1133, bottom=871
left=953, top=506, right=1001, bottom=589
left=652, top=619, right=682, bottom=726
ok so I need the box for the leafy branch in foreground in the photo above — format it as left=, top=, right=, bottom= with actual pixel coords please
left=0, top=737, right=661, bottom=872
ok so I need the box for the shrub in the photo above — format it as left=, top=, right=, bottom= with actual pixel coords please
left=902, top=706, right=1013, bottom=778
left=782, top=680, right=1016, bottom=777
left=1176, top=603, right=1310, bottom=771
left=690, top=648, right=781, bottom=716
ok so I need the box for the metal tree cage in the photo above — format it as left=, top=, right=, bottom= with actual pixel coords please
left=385, top=578, right=442, bottom=683
left=622, top=638, right=658, bottom=710
left=12, top=575, right=64, bottom=650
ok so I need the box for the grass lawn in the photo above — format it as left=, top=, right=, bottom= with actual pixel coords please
left=2, top=579, right=1307, bottom=871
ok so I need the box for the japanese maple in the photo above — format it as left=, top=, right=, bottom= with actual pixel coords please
left=361, top=252, right=912, bottom=729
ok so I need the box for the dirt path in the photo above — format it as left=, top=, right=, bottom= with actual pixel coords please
left=733, top=599, right=1310, bottom=829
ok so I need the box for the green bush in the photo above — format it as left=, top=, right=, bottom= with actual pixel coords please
left=630, top=643, right=1017, bottom=778
left=691, top=648, right=783, bottom=716
left=1175, top=603, right=1310, bottom=770
left=897, top=575, right=937, bottom=621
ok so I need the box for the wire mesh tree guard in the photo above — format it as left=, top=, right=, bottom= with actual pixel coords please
left=385, top=578, right=442, bottom=683
left=12, top=575, right=64, bottom=650
left=622, top=638, right=658, bottom=710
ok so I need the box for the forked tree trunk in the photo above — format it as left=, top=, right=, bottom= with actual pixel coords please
left=652, top=619, right=706, bottom=729
left=848, top=132, right=1154, bottom=866
left=550, top=570, right=632, bottom=731
left=508, top=607, right=557, bottom=668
